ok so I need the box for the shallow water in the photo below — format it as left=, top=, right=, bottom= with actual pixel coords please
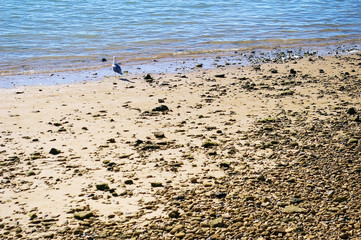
left=1, top=0, right=360, bottom=76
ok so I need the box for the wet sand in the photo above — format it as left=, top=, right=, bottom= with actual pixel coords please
left=0, top=53, right=360, bottom=239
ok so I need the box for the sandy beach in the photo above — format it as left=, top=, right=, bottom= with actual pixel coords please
left=1, top=53, right=361, bottom=239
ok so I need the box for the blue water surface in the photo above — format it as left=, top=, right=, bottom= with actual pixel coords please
left=0, top=0, right=360, bottom=74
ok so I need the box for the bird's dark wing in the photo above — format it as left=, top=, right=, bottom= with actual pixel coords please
left=113, top=63, right=123, bottom=75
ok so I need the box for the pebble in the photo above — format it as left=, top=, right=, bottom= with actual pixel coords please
left=153, top=131, right=165, bottom=138
left=209, top=217, right=223, bottom=228
left=95, top=183, right=110, bottom=191
left=73, top=211, right=94, bottom=220
left=49, top=148, right=61, bottom=155
left=282, top=205, right=307, bottom=214
left=151, top=182, right=163, bottom=187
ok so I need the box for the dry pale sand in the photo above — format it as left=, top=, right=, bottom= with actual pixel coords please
left=0, top=53, right=361, bottom=239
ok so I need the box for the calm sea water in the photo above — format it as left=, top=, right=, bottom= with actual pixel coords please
left=1, top=0, right=360, bottom=76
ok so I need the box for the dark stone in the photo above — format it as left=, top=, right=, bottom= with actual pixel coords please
left=101, top=58, right=107, bottom=62
left=58, top=127, right=66, bottom=132
left=95, top=183, right=110, bottom=191
left=219, top=162, right=230, bottom=168
left=319, top=69, right=325, bottom=73
left=253, top=65, right=261, bottom=71
left=290, top=69, right=297, bottom=75
left=174, top=195, right=185, bottom=200
left=151, top=182, right=163, bottom=187
left=334, top=196, right=348, bottom=203
left=144, top=74, right=153, bottom=80
left=169, top=210, right=180, bottom=218
left=347, top=107, right=357, bottom=115
left=49, top=148, right=61, bottom=155
left=29, top=212, right=37, bottom=220
left=202, top=141, right=219, bottom=148
left=269, top=68, right=278, bottom=73
left=134, top=139, right=144, bottom=146
left=214, top=192, right=227, bottom=198
left=152, top=105, right=169, bottom=112
left=340, top=233, right=350, bottom=239
left=215, top=74, right=225, bottom=78
left=124, top=180, right=134, bottom=185
left=142, top=144, right=160, bottom=150
left=208, top=151, right=217, bottom=156
left=257, top=175, right=266, bottom=181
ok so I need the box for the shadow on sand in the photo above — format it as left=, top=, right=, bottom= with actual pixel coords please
left=119, top=78, right=134, bottom=83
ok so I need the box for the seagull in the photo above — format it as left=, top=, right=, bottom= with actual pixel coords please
left=112, top=56, right=123, bottom=76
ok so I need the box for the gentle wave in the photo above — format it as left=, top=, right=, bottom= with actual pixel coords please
left=0, top=0, right=360, bottom=76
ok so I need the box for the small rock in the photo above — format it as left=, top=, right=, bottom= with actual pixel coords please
left=151, top=182, right=163, bottom=187
left=153, top=131, right=165, bottom=138
left=257, top=175, right=266, bottom=181
left=290, top=69, right=296, bottom=75
left=174, top=195, right=185, bottom=200
left=253, top=65, right=261, bottom=71
left=73, top=211, right=93, bottom=220
left=73, top=226, right=84, bottom=234
left=134, top=139, right=144, bottom=146
left=190, top=178, right=198, bottom=183
left=49, top=148, right=61, bottom=155
left=41, top=232, right=55, bottom=239
left=169, top=210, right=180, bottom=218
left=170, top=224, right=184, bottom=234
left=282, top=205, right=307, bottom=214
left=174, top=232, right=186, bottom=238
left=58, top=127, right=66, bottom=132
left=269, top=68, right=278, bottom=73
left=219, top=162, right=230, bottom=168
left=124, top=180, right=133, bottom=185
left=29, top=212, right=37, bottom=220
left=340, top=233, right=350, bottom=239
left=285, top=227, right=297, bottom=233
left=214, top=192, right=227, bottom=198
left=347, top=138, right=358, bottom=144
left=202, top=141, right=219, bottom=148
left=203, top=182, right=213, bottom=187
left=273, top=228, right=286, bottom=235
left=95, top=183, right=110, bottom=191
left=215, top=74, right=225, bottom=78
left=101, top=58, right=107, bottom=62
left=209, top=217, right=223, bottom=228
left=280, top=90, right=294, bottom=96
left=259, top=117, right=276, bottom=123
left=152, top=105, right=169, bottom=112
left=144, top=74, right=153, bottom=82
left=26, top=170, right=36, bottom=176
left=334, top=196, right=348, bottom=202
left=347, top=107, right=357, bottom=115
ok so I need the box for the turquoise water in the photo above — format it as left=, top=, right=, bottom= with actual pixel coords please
left=1, top=0, right=360, bottom=75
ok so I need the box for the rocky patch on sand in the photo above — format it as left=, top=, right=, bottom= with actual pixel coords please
left=0, top=53, right=360, bottom=239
